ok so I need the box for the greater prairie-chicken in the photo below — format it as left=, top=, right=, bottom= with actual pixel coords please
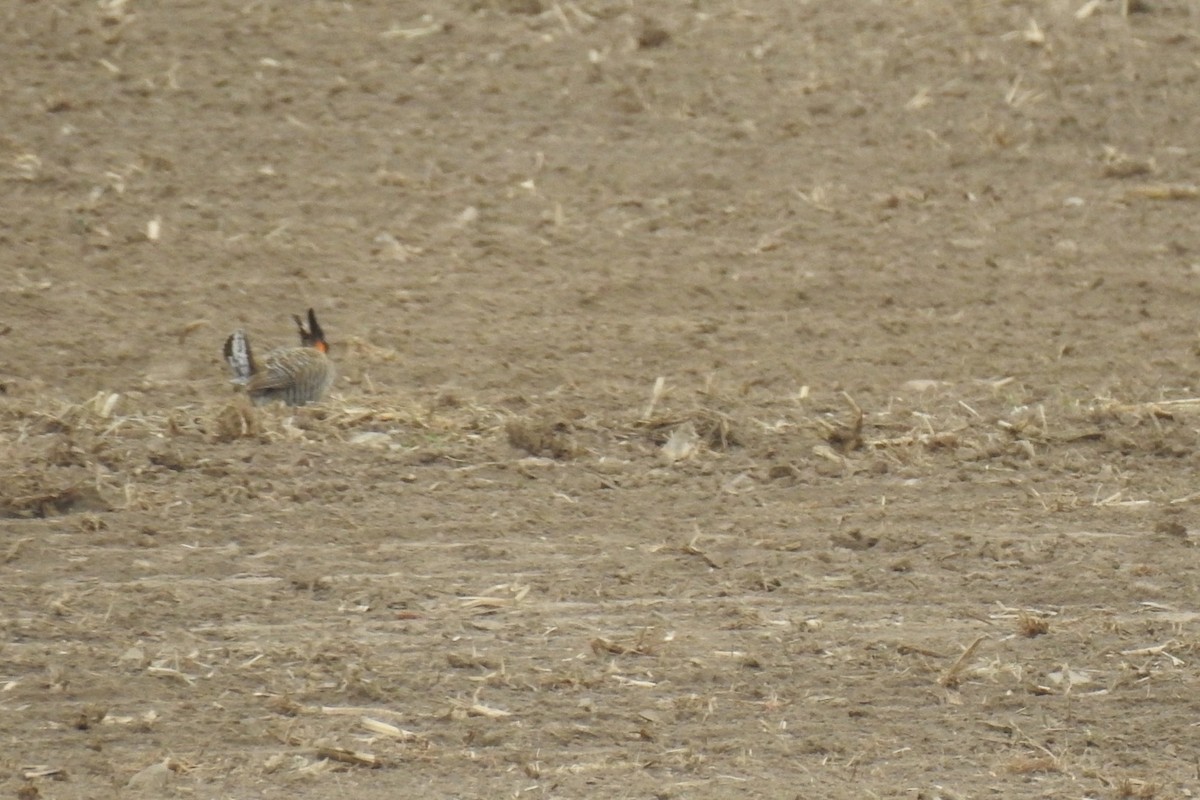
left=223, top=309, right=335, bottom=406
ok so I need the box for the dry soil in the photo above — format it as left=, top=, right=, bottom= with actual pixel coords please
left=3, top=1, right=1200, bottom=798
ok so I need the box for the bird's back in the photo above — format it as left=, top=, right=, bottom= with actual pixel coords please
left=246, top=346, right=335, bottom=407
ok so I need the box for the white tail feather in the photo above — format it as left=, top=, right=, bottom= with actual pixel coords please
left=224, top=330, right=254, bottom=385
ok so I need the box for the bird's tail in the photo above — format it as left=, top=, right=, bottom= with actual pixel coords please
left=223, top=329, right=256, bottom=385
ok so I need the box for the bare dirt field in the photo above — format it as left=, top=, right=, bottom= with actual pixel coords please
left=3, top=1, right=1200, bottom=798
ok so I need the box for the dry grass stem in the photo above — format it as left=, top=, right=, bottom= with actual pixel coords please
left=315, top=746, right=382, bottom=768
left=938, top=636, right=988, bottom=688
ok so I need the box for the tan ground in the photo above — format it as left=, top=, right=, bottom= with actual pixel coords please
left=3, top=1, right=1200, bottom=797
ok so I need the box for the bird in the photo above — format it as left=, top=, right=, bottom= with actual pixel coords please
left=223, top=308, right=335, bottom=406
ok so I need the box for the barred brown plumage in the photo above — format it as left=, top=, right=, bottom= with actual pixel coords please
left=223, top=308, right=335, bottom=406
